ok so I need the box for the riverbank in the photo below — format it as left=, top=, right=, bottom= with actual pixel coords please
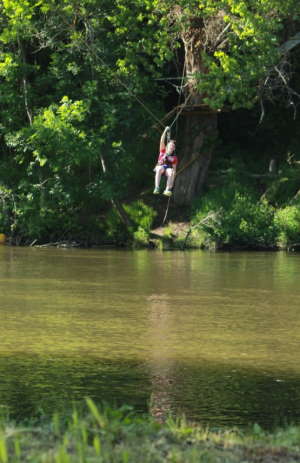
left=5, top=193, right=300, bottom=251
left=1, top=401, right=300, bottom=462
left=1, top=182, right=300, bottom=250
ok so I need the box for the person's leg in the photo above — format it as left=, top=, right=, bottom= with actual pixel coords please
left=165, top=168, right=175, bottom=191
left=154, top=166, right=164, bottom=193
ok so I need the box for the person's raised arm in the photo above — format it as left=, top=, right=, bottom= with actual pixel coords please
left=159, top=126, right=170, bottom=152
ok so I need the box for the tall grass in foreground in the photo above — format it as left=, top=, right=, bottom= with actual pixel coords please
left=0, top=399, right=300, bottom=462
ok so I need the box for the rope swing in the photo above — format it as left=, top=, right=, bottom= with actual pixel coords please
left=91, top=46, right=195, bottom=226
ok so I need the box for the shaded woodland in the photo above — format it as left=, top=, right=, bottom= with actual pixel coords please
left=1, top=0, right=300, bottom=248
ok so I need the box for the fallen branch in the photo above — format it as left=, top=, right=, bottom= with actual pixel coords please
left=182, top=210, right=222, bottom=249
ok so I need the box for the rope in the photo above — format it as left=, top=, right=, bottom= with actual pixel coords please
left=91, top=48, right=165, bottom=130
left=162, top=196, right=171, bottom=225
left=176, top=151, right=202, bottom=177
left=155, top=77, right=188, bottom=81
left=168, top=61, right=189, bottom=131
left=89, top=46, right=198, bottom=226
left=160, top=61, right=188, bottom=226
left=169, top=93, right=191, bottom=130
left=86, top=42, right=194, bottom=135
left=172, top=59, right=186, bottom=132
left=160, top=148, right=205, bottom=226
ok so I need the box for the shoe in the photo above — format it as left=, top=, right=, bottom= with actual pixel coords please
left=153, top=188, right=160, bottom=194
left=163, top=189, right=172, bottom=197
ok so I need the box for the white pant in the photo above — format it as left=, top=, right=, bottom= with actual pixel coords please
left=154, top=166, right=175, bottom=190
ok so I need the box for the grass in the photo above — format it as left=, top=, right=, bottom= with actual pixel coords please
left=0, top=400, right=300, bottom=462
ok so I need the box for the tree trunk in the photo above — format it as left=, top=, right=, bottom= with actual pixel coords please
left=100, top=154, right=132, bottom=228
left=173, top=13, right=218, bottom=206
left=174, top=111, right=217, bottom=206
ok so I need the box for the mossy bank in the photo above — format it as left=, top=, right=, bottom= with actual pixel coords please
left=1, top=400, right=300, bottom=462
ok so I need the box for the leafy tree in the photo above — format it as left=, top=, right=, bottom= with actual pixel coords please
left=108, top=0, right=300, bottom=204
left=1, top=0, right=300, bottom=243
left=0, top=0, right=163, bottom=241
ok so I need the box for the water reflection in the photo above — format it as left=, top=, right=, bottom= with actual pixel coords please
left=0, top=247, right=300, bottom=427
left=148, top=294, right=174, bottom=422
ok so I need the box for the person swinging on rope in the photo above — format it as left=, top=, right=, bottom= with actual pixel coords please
left=153, top=126, right=178, bottom=197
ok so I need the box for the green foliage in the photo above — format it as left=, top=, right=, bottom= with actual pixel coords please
left=1, top=400, right=300, bottom=462
left=103, top=208, right=130, bottom=244
left=0, top=180, right=84, bottom=244
left=110, top=0, right=300, bottom=110
left=0, top=0, right=300, bottom=244
left=124, top=200, right=156, bottom=232
left=263, top=161, right=300, bottom=206
left=6, top=97, right=90, bottom=169
left=0, top=185, right=14, bottom=234
left=224, top=194, right=277, bottom=247
left=103, top=201, right=156, bottom=246
left=133, top=227, right=150, bottom=247
left=275, top=204, right=300, bottom=246
left=0, top=0, right=161, bottom=244
left=193, top=138, right=300, bottom=249
left=193, top=186, right=278, bottom=248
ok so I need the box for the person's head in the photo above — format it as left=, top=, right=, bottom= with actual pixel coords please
left=167, top=139, right=176, bottom=154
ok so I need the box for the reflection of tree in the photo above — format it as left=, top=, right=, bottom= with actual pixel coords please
left=148, top=294, right=175, bottom=423
left=0, top=354, right=150, bottom=420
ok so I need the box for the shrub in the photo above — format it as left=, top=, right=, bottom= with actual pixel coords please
left=0, top=180, right=86, bottom=244
left=275, top=205, right=300, bottom=246
left=133, top=226, right=149, bottom=247
left=124, top=200, right=156, bottom=233
left=193, top=187, right=278, bottom=248
left=104, top=200, right=156, bottom=246
left=103, top=207, right=130, bottom=244
left=263, top=163, right=300, bottom=206
left=0, top=185, right=14, bottom=234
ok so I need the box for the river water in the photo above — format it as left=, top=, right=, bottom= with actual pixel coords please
left=0, top=246, right=300, bottom=427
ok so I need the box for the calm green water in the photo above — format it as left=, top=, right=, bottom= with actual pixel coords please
left=0, top=246, right=300, bottom=427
